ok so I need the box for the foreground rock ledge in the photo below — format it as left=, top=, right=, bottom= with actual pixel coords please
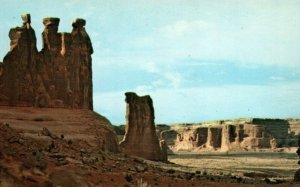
left=0, top=106, right=119, bottom=153
left=120, top=92, right=167, bottom=162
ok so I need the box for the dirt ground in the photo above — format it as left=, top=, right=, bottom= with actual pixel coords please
left=168, top=152, right=298, bottom=181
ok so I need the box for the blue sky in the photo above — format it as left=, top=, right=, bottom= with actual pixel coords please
left=1, top=0, right=300, bottom=124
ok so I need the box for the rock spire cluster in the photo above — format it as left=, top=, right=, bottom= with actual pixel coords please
left=0, top=14, right=93, bottom=109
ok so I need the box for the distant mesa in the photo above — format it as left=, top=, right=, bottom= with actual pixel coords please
left=0, top=13, right=93, bottom=109
left=120, top=92, right=168, bottom=162
left=156, top=118, right=300, bottom=152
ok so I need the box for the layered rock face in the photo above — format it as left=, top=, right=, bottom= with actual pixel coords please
left=0, top=14, right=93, bottom=109
left=156, top=118, right=300, bottom=152
left=120, top=92, right=167, bottom=161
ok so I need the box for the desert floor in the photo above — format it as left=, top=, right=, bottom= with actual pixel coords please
left=166, top=151, right=298, bottom=181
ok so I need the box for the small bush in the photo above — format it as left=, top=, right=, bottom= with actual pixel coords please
left=167, top=169, right=176, bottom=174
left=125, top=174, right=133, bottom=182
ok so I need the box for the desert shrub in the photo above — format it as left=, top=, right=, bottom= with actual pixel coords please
left=125, top=174, right=133, bottom=182
left=195, top=170, right=201, bottom=174
left=264, top=178, right=271, bottom=184
left=236, top=177, right=242, bottom=183
left=186, top=173, right=195, bottom=180
left=167, top=169, right=175, bottom=174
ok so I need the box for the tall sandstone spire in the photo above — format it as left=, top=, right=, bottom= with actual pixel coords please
left=120, top=92, right=168, bottom=162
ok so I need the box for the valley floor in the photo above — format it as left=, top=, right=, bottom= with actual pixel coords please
left=167, top=151, right=298, bottom=181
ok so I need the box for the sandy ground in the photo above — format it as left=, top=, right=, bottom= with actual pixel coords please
left=168, top=152, right=298, bottom=181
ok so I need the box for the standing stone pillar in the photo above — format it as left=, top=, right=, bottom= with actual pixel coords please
left=70, top=18, right=93, bottom=109
left=0, top=14, right=37, bottom=106
left=120, top=92, right=167, bottom=162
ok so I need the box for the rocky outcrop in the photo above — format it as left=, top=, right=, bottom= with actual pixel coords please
left=0, top=106, right=119, bottom=153
left=120, top=92, right=167, bottom=161
left=156, top=118, right=300, bottom=152
left=0, top=14, right=93, bottom=109
left=294, top=139, right=300, bottom=181
left=207, top=127, right=222, bottom=149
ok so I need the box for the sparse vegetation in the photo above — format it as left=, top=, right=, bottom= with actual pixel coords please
left=125, top=174, right=133, bottom=182
left=168, top=152, right=298, bottom=181
left=167, top=169, right=175, bottom=174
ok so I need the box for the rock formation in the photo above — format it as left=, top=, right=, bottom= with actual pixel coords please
left=0, top=14, right=93, bottom=109
left=294, top=139, right=300, bottom=181
left=120, top=92, right=167, bottom=162
left=155, top=118, right=300, bottom=152
left=206, top=127, right=222, bottom=149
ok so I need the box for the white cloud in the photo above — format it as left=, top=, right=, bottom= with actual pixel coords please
left=137, top=61, right=184, bottom=89
left=270, top=76, right=285, bottom=81
left=159, top=20, right=211, bottom=36
left=132, top=13, right=300, bottom=68
left=164, top=72, right=182, bottom=88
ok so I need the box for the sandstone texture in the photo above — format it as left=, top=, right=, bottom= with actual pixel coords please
left=0, top=14, right=93, bottom=109
left=120, top=92, right=167, bottom=162
left=155, top=118, right=300, bottom=152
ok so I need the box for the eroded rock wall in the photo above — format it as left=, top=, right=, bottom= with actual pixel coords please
left=207, top=127, right=222, bottom=149
left=0, top=14, right=93, bottom=109
left=120, top=92, right=167, bottom=161
left=156, top=118, right=300, bottom=152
